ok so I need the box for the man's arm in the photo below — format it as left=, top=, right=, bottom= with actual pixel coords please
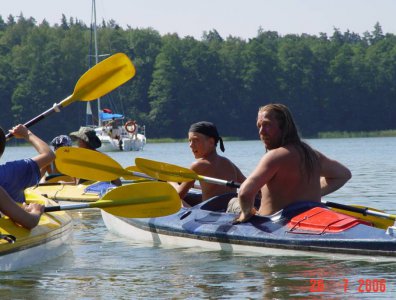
left=318, top=151, right=352, bottom=196
left=235, top=151, right=279, bottom=222
left=169, top=181, right=195, bottom=207
left=0, top=187, right=43, bottom=229
left=10, top=124, right=55, bottom=170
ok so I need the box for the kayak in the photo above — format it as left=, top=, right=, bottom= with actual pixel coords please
left=0, top=190, right=73, bottom=271
left=101, top=192, right=396, bottom=258
left=26, top=181, right=116, bottom=203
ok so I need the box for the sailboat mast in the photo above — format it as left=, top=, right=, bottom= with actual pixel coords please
left=92, top=0, right=101, bottom=126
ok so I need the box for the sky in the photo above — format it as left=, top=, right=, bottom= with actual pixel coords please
left=2, top=0, right=396, bottom=39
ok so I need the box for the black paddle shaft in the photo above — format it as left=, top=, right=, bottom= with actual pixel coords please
left=325, top=201, right=368, bottom=215
left=6, top=104, right=62, bottom=140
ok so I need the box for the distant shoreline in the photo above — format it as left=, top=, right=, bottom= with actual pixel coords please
left=316, top=130, right=396, bottom=139
left=147, top=130, right=396, bottom=143
left=5, top=130, right=396, bottom=147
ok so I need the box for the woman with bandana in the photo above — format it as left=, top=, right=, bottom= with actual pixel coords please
left=172, top=121, right=245, bottom=207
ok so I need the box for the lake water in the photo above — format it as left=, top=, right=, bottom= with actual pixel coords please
left=1, top=137, right=396, bottom=299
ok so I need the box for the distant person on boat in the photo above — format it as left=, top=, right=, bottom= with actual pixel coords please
left=0, top=125, right=52, bottom=229
left=40, top=135, right=73, bottom=182
left=171, top=121, right=245, bottom=207
left=69, top=127, right=121, bottom=186
left=108, top=118, right=121, bottom=140
left=230, top=103, right=352, bottom=223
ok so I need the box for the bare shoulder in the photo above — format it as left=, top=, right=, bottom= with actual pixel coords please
left=316, top=150, right=337, bottom=166
left=262, top=146, right=293, bottom=161
left=190, top=159, right=209, bottom=174
left=316, top=150, right=351, bottom=178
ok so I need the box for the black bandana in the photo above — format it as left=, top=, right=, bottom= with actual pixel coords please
left=189, top=121, right=225, bottom=152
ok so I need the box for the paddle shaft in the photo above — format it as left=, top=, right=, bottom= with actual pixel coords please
left=45, top=202, right=92, bottom=212
left=44, top=197, right=168, bottom=212
left=126, top=170, right=156, bottom=181
left=198, top=175, right=240, bottom=188
left=326, top=201, right=396, bottom=221
left=6, top=96, right=71, bottom=140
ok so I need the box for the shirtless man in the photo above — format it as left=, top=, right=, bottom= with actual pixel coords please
left=173, top=121, right=245, bottom=206
left=234, top=103, right=351, bottom=222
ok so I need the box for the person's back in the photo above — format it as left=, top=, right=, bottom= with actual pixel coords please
left=257, top=144, right=322, bottom=215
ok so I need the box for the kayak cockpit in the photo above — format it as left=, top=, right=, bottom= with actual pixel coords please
left=193, top=193, right=377, bottom=235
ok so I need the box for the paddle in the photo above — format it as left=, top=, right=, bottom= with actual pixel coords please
left=325, top=201, right=395, bottom=229
left=44, top=181, right=180, bottom=218
left=6, top=53, right=135, bottom=140
left=55, top=147, right=155, bottom=181
left=135, top=158, right=241, bottom=188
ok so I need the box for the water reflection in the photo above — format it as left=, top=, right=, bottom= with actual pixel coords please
left=1, top=138, right=396, bottom=299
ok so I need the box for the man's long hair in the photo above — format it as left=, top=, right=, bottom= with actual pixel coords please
left=259, top=104, right=319, bottom=178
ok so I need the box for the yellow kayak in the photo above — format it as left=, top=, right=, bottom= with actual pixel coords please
left=27, top=181, right=141, bottom=203
left=26, top=181, right=106, bottom=202
left=0, top=190, right=73, bottom=271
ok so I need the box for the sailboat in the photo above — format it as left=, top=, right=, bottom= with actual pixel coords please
left=85, top=0, right=146, bottom=152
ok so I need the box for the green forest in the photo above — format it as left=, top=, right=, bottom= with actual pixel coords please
left=0, top=14, right=395, bottom=142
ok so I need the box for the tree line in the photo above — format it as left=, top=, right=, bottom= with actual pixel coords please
left=0, top=14, right=395, bottom=142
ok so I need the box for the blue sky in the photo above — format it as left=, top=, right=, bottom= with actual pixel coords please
left=2, top=0, right=395, bottom=39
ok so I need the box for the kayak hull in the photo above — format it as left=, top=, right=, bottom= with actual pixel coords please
left=0, top=191, right=73, bottom=271
left=102, top=193, right=396, bottom=258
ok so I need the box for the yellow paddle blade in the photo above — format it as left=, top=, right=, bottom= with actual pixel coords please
left=331, top=206, right=394, bottom=230
left=135, top=158, right=197, bottom=182
left=100, top=182, right=180, bottom=217
left=55, top=147, right=130, bottom=181
left=62, top=53, right=135, bottom=107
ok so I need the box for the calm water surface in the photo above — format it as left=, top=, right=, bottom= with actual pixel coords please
left=1, top=137, right=396, bottom=299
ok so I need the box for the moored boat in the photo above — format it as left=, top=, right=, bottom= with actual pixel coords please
left=102, top=193, right=396, bottom=258
left=94, top=111, right=146, bottom=152
left=0, top=190, right=73, bottom=271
